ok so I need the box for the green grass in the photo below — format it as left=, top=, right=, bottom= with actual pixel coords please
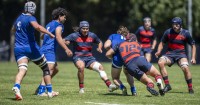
left=0, top=62, right=199, bottom=105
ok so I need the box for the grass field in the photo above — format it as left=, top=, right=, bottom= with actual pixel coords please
left=0, top=62, right=199, bottom=105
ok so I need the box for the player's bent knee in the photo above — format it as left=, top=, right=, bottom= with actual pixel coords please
left=180, top=62, right=189, bottom=69
left=158, top=56, right=167, bottom=65
left=18, top=63, right=28, bottom=71
left=92, top=62, right=102, bottom=71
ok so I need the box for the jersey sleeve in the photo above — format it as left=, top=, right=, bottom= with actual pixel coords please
left=185, top=31, right=195, bottom=45
left=29, top=16, right=37, bottom=22
left=108, top=34, right=113, bottom=41
left=161, top=30, right=169, bottom=43
left=93, top=33, right=101, bottom=44
left=152, top=28, right=156, bottom=40
left=65, top=33, right=75, bottom=41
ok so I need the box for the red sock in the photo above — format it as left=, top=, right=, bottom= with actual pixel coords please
left=155, top=75, right=162, bottom=82
left=147, top=82, right=154, bottom=88
left=163, top=76, right=169, bottom=85
left=105, top=79, right=111, bottom=87
left=79, top=83, right=84, bottom=89
left=186, top=79, right=193, bottom=90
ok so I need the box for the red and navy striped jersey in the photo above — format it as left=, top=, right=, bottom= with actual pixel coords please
left=135, top=26, right=156, bottom=48
left=161, top=28, right=195, bottom=54
left=65, top=32, right=101, bottom=57
left=113, top=41, right=141, bottom=64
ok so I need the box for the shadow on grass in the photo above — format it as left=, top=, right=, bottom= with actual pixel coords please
left=100, top=93, right=134, bottom=96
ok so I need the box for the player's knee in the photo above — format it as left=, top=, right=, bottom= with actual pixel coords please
left=18, top=63, right=28, bottom=71
left=33, top=55, right=47, bottom=69
left=158, top=57, right=166, bottom=66
left=180, top=62, right=189, bottom=70
left=92, top=62, right=102, bottom=71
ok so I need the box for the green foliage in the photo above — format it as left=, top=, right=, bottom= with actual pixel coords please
left=0, top=62, right=200, bottom=105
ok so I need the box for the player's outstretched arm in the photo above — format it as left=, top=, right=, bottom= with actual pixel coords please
left=30, top=21, right=55, bottom=38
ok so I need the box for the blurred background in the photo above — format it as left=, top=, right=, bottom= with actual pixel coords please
left=0, top=0, right=200, bottom=63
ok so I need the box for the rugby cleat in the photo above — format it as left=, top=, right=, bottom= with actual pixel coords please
left=108, top=84, right=118, bottom=92
left=147, top=87, right=159, bottom=96
left=12, top=87, right=23, bottom=100
left=163, top=84, right=172, bottom=92
left=157, top=83, right=165, bottom=96
left=189, top=89, right=194, bottom=94
left=79, top=88, right=85, bottom=94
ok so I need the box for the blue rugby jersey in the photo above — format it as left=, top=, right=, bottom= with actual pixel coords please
left=65, top=32, right=101, bottom=57
left=161, top=28, right=195, bottom=54
left=40, top=20, right=64, bottom=53
left=108, top=34, right=125, bottom=59
left=135, top=26, right=156, bottom=48
left=14, top=13, right=37, bottom=47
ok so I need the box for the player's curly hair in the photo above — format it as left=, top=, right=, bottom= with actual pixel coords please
left=117, top=26, right=129, bottom=37
left=52, top=7, right=68, bottom=20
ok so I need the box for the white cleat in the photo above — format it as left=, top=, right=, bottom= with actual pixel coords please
left=108, top=84, right=118, bottom=92
left=12, top=87, right=23, bottom=100
left=79, top=88, right=85, bottom=94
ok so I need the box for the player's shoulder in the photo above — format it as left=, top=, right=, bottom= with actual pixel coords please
left=138, top=26, right=144, bottom=30
left=88, top=32, right=97, bottom=37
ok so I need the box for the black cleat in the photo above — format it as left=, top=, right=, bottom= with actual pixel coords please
left=163, top=84, right=172, bottom=92
left=159, top=89, right=165, bottom=96
left=189, top=89, right=194, bottom=94
left=147, top=87, right=159, bottom=96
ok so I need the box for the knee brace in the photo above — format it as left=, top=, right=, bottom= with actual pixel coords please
left=180, top=62, right=189, bottom=69
left=32, top=55, right=50, bottom=76
left=32, top=55, right=47, bottom=69
left=18, top=63, right=28, bottom=71
left=92, top=62, right=107, bottom=78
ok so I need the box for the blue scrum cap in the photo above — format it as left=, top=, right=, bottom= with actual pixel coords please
left=79, top=21, right=89, bottom=28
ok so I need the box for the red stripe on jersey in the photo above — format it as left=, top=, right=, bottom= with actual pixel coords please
left=167, top=34, right=186, bottom=40
left=140, top=37, right=151, bottom=43
left=124, top=54, right=140, bottom=63
left=140, top=30, right=153, bottom=36
left=141, top=43, right=151, bottom=48
left=76, top=37, right=94, bottom=42
left=76, top=46, right=92, bottom=51
left=76, top=53, right=92, bottom=56
left=168, top=43, right=184, bottom=50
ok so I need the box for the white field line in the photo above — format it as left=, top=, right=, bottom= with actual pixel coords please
left=85, top=102, right=156, bottom=105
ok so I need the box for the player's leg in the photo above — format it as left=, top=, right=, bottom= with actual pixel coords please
left=74, top=59, right=85, bottom=93
left=146, top=65, right=165, bottom=96
left=145, top=53, right=151, bottom=62
left=123, top=68, right=137, bottom=96
left=36, top=63, right=59, bottom=96
left=89, top=61, right=117, bottom=92
left=32, top=55, right=54, bottom=98
left=139, top=73, right=159, bottom=96
left=178, top=58, right=194, bottom=94
left=111, top=67, right=128, bottom=95
left=12, top=57, right=29, bottom=100
left=157, top=56, right=172, bottom=92
left=126, top=64, right=159, bottom=96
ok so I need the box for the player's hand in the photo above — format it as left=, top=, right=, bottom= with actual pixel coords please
left=97, top=48, right=102, bottom=53
left=49, top=33, right=55, bottom=38
left=65, top=49, right=73, bottom=57
left=191, top=59, right=196, bottom=64
left=155, top=51, right=161, bottom=58
left=65, top=40, right=70, bottom=45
